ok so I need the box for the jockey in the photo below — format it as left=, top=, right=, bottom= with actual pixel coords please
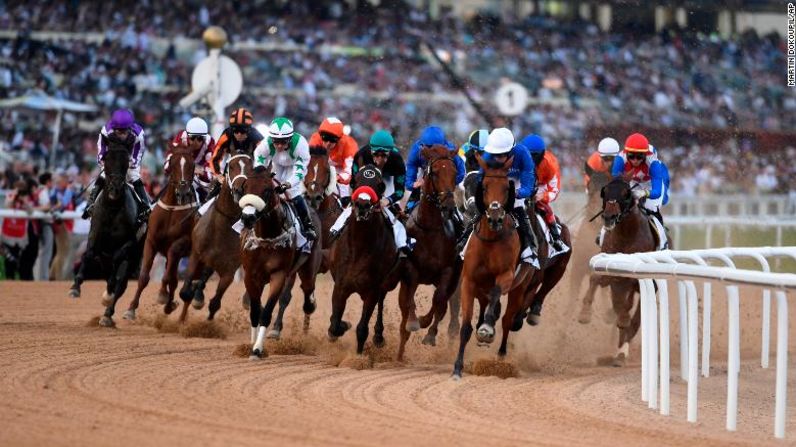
left=166, top=117, right=215, bottom=202
left=520, top=134, right=568, bottom=253
left=460, top=129, right=489, bottom=216
left=583, top=137, right=620, bottom=193
left=330, top=129, right=411, bottom=258
left=404, top=126, right=465, bottom=211
left=205, top=108, right=264, bottom=201
left=253, top=117, right=317, bottom=241
left=307, top=117, right=358, bottom=205
left=459, top=128, right=539, bottom=268
left=611, top=132, right=670, bottom=249
left=82, top=109, right=149, bottom=223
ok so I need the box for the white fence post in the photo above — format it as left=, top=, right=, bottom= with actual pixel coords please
left=686, top=280, right=699, bottom=423
left=656, top=278, right=671, bottom=416
left=774, top=290, right=788, bottom=439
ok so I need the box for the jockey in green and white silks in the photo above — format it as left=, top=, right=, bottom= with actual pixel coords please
left=252, top=117, right=318, bottom=241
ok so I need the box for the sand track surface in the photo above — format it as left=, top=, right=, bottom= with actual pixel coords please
left=1, top=276, right=793, bottom=447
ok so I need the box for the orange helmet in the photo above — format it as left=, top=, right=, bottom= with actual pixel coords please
left=624, top=133, right=650, bottom=154
left=318, top=117, right=344, bottom=139
left=229, top=108, right=254, bottom=127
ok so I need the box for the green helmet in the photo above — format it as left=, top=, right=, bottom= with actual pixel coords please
left=369, top=130, right=395, bottom=153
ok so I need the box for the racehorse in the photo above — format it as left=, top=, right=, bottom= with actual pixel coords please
left=452, top=154, right=528, bottom=379
left=178, top=151, right=252, bottom=321
left=124, top=144, right=197, bottom=320
left=327, top=165, right=403, bottom=354
left=577, top=178, right=664, bottom=366
left=397, top=145, right=461, bottom=361
left=239, top=165, right=322, bottom=358
left=303, top=146, right=343, bottom=272
left=69, top=135, right=143, bottom=327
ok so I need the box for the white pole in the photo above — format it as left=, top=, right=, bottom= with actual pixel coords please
left=678, top=281, right=688, bottom=381
left=646, top=279, right=658, bottom=410
left=686, top=281, right=699, bottom=423
left=774, top=290, right=788, bottom=439
left=762, top=288, right=771, bottom=368
left=656, top=279, right=670, bottom=416
left=49, top=108, right=63, bottom=168
left=640, top=279, right=649, bottom=403
left=706, top=224, right=712, bottom=249
left=726, top=285, right=740, bottom=431
left=702, top=281, right=712, bottom=377
left=208, top=47, right=225, bottom=140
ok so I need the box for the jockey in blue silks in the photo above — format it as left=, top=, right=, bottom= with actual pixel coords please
left=404, top=126, right=465, bottom=211
left=457, top=128, right=539, bottom=268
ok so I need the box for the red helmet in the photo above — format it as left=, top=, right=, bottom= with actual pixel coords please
left=318, top=117, right=344, bottom=139
left=352, top=186, right=378, bottom=204
left=624, top=133, right=650, bottom=154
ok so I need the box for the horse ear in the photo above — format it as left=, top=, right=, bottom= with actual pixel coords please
left=420, top=146, right=432, bottom=161
left=474, top=180, right=486, bottom=214
left=253, top=165, right=267, bottom=175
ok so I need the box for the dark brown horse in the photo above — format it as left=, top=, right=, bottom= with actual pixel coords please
left=397, top=145, right=461, bottom=361
left=239, top=166, right=322, bottom=358
left=577, top=178, right=664, bottom=366
left=303, top=146, right=343, bottom=272
left=178, top=151, right=252, bottom=321
left=452, top=154, right=528, bottom=379
left=125, top=145, right=197, bottom=320
left=327, top=165, right=403, bottom=354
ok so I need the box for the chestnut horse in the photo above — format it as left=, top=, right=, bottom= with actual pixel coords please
left=577, top=178, right=664, bottom=366
left=327, top=165, right=403, bottom=354
left=452, top=154, right=528, bottom=379
left=125, top=145, right=197, bottom=320
left=303, top=146, right=343, bottom=272
left=178, top=151, right=252, bottom=321
left=397, top=145, right=461, bottom=361
left=239, top=166, right=322, bottom=358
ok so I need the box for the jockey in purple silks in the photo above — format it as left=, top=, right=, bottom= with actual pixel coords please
left=82, top=108, right=150, bottom=224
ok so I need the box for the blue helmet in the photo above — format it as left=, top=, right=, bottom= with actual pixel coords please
left=520, top=134, right=545, bottom=153
left=418, top=126, right=447, bottom=146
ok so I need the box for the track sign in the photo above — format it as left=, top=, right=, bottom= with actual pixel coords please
left=494, top=82, right=528, bottom=116
left=191, top=55, right=243, bottom=107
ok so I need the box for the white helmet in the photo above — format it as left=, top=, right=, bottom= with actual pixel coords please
left=597, top=137, right=620, bottom=156
left=484, top=128, right=515, bottom=155
left=268, top=117, right=294, bottom=139
left=186, top=117, right=208, bottom=135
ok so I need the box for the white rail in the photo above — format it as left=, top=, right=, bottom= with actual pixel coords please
left=590, top=247, right=796, bottom=439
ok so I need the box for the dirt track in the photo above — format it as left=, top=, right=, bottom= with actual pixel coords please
left=1, top=272, right=794, bottom=446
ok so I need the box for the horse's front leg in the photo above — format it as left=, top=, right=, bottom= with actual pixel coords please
left=476, top=283, right=503, bottom=345
left=69, top=244, right=94, bottom=298
left=268, top=273, right=296, bottom=340
left=452, top=276, right=476, bottom=380
left=206, top=270, right=234, bottom=321
left=125, top=238, right=156, bottom=320
left=355, top=293, right=378, bottom=355
left=251, top=271, right=286, bottom=357
left=373, top=292, right=386, bottom=348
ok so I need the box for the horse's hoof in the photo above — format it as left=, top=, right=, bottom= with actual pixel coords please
left=327, top=331, right=339, bottom=342
left=179, top=287, right=193, bottom=301
left=451, top=372, right=463, bottom=381
left=612, top=353, right=626, bottom=367
left=577, top=310, right=592, bottom=325
left=99, top=316, right=115, bottom=327
left=266, top=329, right=281, bottom=340
left=405, top=317, right=421, bottom=332
left=241, top=293, right=250, bottom=310
left=476, top=324, right=495, bottom=344
left=123, top=309, right=136, bottom=321
left=526, top=313, right=541, bottom=326
left=156, top=291, right=169, bottom=305
left=341, top=321, right=351, bottom=333
left=192, top=296, right=204, bottom=310
left=373, top=334, right=386, bottom=348
left=421, top=333, right=436, bottom=346
left=249, top=348, right=265, bottom=360
left=447, top=323, right=460, bottom=338
left=68, top=288, right=80, bottom=299
left=303, top=301, right=316, bottom=315
left=164, top=300, right=178, bottom=315
left=101, top=291, right=115, bottom=307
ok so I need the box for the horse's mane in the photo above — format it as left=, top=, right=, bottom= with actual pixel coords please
left=423, top=144, right=453, bottom=160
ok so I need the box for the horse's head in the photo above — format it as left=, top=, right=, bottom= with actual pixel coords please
left=475, top=153, right=515, bottom=232
left=352, top=165, right=383, bottom=221
left=304, top=146, right=331, bottom=209
left=102, top=134, right=132, bottom=201
left=421, top=145, right=457, bottom=216
left=225, top=151, right=253, bottom=203
left=600, top=178, right=634, bottom=230
left=238, top=165, right=279, bottom=229
left=166, top=145, right=195, bottom=206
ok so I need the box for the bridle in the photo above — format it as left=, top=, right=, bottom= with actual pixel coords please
left=475, top=172, right=515, bottom=240
left=422, top=156, right=455, bottom=210
left=225, top=153, right=251, bottom=190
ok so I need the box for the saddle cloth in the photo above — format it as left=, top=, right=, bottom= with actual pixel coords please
left=535, top=213, right=569, bottom=259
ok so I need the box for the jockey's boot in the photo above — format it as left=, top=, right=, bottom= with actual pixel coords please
left=456, top=214, right=479, bottom=258
left=548, top=220, right=568, bottom=252
left=204, top=179, right=221, bottom=203
left=132, top=179, right=151, bottom=226
left=511, top=207, right=540, bottom=269
left=291, top=196, right=317, bottom=241
left=81, top=176, right=105, bottom=219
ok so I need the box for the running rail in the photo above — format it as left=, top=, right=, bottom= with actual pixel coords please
left=589, top=247, right=796, bottom=439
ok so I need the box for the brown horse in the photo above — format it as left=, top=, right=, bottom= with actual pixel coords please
left=303, top=146, right=343, bottom=272
left=452, top=154, right=528, bottom=379
left=239, top=166, right=322, bottom=358
left=577, top=178, right=663, bottom=366
left=397, top=145, right=461, bottom=361
left=327, top=165, right=403, bottom=354
left=178, top=151, right=252, bottom=321
left=125, top=145, right=197, bottom=320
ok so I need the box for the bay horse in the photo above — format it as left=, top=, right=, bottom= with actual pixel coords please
left=239, top=165, right=322, bottom=358
left=452, top=154, right=528, bottom=379
left=577, top=178, right=664, bottom=366
left=178, top=151, right=252, bottom=321
left=397, top=145, right=461, bottom=361
left=303, top=146, right=343, bottom=272
left=124, top=144, right=197, bottom=320
left=69, top=135, right=143, bottom=327
left=327, top=165, right=403, bottom=355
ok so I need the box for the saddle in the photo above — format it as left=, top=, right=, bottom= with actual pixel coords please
left=640, top=206, right=669, bottom=250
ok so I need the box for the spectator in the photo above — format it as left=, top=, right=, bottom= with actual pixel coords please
left=33, top=172, right=53, bottom=280
left=1, top=181, right=33, bottom=280
left=49, top=173, right=74, bottom=280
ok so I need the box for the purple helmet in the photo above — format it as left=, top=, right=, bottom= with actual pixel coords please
left=109, top=109, right=135, bottom=130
